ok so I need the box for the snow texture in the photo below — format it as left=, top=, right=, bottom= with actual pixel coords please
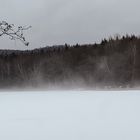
left=0, top=90, right=140, bottom=140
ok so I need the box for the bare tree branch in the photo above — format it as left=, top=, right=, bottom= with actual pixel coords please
left=0, top=21, right=31, bottom=46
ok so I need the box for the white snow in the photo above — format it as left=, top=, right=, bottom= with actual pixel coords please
left=0, top=90, right=140, bottom=140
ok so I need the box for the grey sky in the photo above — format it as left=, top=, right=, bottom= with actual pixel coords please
left=0, top=0, right=139, bottom=50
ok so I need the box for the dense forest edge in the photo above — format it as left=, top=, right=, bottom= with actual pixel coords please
left=0, top=35, right=140, bottom=90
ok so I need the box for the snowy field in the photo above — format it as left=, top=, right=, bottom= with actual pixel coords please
left=0, top=90, right=140, bottom=140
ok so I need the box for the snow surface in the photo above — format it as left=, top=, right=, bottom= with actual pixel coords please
left=0, top=90, right=140, bottom=140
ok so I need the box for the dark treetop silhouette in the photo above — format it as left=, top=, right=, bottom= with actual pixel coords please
left=0, top=21, right=31, bottom=46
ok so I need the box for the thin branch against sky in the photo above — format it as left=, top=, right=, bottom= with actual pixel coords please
left=0, top=21, right=31, bottom=46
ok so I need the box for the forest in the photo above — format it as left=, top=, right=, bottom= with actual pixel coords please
left=0, top=35, right=140, bottom=89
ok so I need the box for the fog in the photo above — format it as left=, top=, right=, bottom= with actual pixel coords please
left=0, top=0, right=140, bottom=49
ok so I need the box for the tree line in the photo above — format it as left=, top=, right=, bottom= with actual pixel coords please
left=0, top=35, right=140, bottom=89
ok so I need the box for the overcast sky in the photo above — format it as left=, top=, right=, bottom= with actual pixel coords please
left=0, top=0, right=139, bottom=50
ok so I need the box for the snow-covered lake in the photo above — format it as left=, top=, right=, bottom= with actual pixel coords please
left=0, top=90, right=140, bottom=140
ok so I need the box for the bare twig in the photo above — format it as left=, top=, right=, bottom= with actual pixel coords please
left=0, top=21, right=31, bottom=46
